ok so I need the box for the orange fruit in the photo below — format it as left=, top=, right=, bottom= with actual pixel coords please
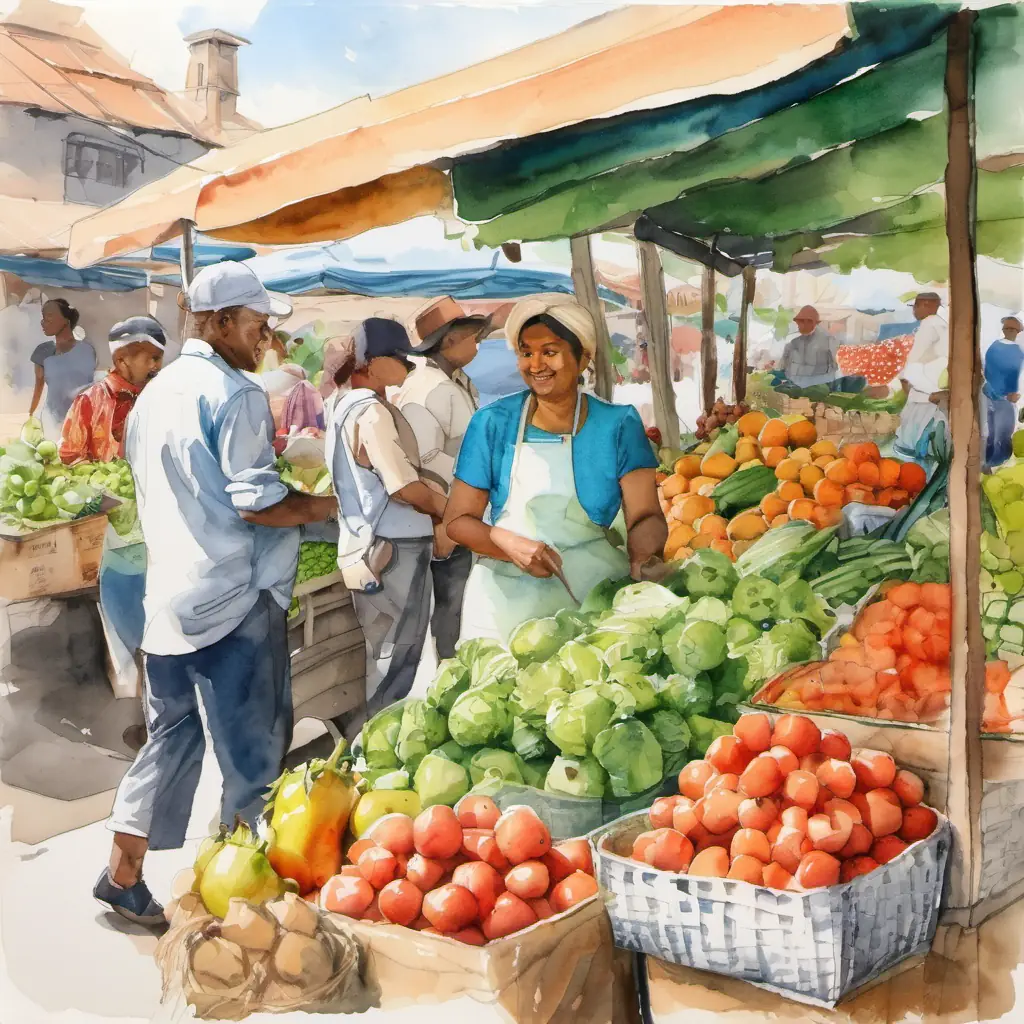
left=758, top=419, right=790, bottom=448
left=787, top=419, right=817, bottom=447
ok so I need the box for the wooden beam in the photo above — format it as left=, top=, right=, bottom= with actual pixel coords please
left=636, top=239, right=680, bottom=447
left=700, top=262, right=717, bottom=416
left=634, top=215, right=749, bottom=277
left=569, top=234, right=614, bottom=401
left=942, top=8, right=983, bottom=921
left=734, top=265, right=756, bottom=405
left=178, top=218, right=195, bottom=287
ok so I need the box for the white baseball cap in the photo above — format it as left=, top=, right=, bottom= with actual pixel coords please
left=186, top=262, right=291, bottom=318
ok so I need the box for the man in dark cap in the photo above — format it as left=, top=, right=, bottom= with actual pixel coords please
left=324, top=317, right=448, bottom=737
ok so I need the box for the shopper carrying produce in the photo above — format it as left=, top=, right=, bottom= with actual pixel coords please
left=59, top=315, right=166, bottom=464
left=982, top=315, right=1023, bottom=471
left=95, top=263, right=335, bottom=928
left=445, top=294, right=666, bottom=644
left=895, top=292, right=949, bottom=462
left=395, top=296, right=493, bottom=658
left=323, top=319, right=448, bottom=740
left=29, top=298, right=97, bottom=441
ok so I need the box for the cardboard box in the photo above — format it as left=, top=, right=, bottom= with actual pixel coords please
left=340, top=895, right=639, bottom=1024
left=0, top=499, right=116, bottom=600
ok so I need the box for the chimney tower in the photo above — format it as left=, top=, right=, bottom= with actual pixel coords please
left=184, top=29, right=249, bottom=131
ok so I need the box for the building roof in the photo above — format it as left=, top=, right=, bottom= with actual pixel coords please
left=0, top=0, right=216, bottom=142
left=183, top=29, right=251, bottom=48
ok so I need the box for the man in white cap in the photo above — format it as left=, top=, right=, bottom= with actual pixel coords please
left=94, top=262, right=335, bottom=928
left=394, top=297, right=493, bottom=658
left=895, top=291, right=949, bottom=462
left=778, top=306, right=839, bottom=389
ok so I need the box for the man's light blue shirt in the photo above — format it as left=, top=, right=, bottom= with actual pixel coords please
left=125, top=339, right=299, bottom=656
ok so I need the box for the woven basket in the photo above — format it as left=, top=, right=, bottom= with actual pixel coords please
left=589, top=809, right=950, bottom=1008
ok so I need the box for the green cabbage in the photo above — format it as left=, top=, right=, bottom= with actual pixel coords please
left=546, top=689, right=616, bottom=757
left=360, top=705, right=404, bottom=769
left=687, top=715, right=734, bottom=756
left=611, top=582, right=686, bottom=625
left=679, top=548, right=738, bottom=598
left=455, top=638, right=505, bottom=668
left=605, top=661, right=659, bottom=714
left=469, top=748, right=525, bottom=786
left=657, top=674, right=715, bottom=717
left=557, top=640, right=607, bottom=686
left=726, top=616, right=763, bottom=656
left=520, top=757, right=553, bottom=789
left=510, top=717, right=555, bottom=761
left=509, top=616, right=573, bottom=665
left=395, top=700, right=449, bottom=771
left=469, top=647, right=519, bottom=692
left=593, top=719, right=664, bottom=797
left=731, top=575, right=782, bottom=623
left=512, top=660, right=574, bottom=724
left=448, top=689, right=513, bottom=747
left=663, top=619, right=728, bottom=674
left=641, top=708, right=691, bottom=755
left=427, top=658, right=471, bottom=713
left=687, top=596, right=731, bottom=627
left=434, top=740, right=468, bottom=763
left=581, top=575, right=633, bottom=615
left=544, top=755, right=607, bottom=798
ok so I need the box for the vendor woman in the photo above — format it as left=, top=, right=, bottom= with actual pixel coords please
left=445, top=294, right=667, bottom=643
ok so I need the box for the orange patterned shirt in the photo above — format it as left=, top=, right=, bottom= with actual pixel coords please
left=59, top=372, right=143, bottom=465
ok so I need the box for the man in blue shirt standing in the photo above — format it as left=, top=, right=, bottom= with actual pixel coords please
left=983, top=315, right=1023, bottom=471
left=94, top=263, right=335, bottom=927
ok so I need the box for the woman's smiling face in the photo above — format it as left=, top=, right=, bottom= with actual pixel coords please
left=517, top=322, right=588, bottom=399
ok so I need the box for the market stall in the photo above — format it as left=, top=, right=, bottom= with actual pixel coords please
left=56, top=2, right=1024, bottom=1020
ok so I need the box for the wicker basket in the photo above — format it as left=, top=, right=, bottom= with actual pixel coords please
left=589, top=809, right=950, bottom=1008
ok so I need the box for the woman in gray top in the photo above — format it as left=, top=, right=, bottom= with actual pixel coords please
left=29, top=298, right=97, bottom=440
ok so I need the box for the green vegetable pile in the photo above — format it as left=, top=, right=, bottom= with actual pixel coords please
left=0, top=419, right=105, bottom=529
left=288, top=540, right=339, bottom=618
left=355, top=550, right=837, bottom=808
left=276, top=456, right=332, bottom=496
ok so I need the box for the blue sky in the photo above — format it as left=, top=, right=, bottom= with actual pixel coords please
left=178, top=1, right=618, bottom=126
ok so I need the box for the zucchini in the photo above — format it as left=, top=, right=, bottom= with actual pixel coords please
left=734, top=521, right=839, bottom=584
left=712, top=466, right=778, bottom=518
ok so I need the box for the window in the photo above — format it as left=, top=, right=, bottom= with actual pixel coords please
left=197, top=63, right=205, bottom=87
left=63, top=133, right=143, bottom=191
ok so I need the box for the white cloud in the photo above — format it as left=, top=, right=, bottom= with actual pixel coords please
left=238, top=79, right=340, bottom=129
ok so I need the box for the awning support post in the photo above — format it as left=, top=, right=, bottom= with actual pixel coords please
left=942, top=8, right=983, bottom=926
left=700, top=261, right=717, bottom=416
left=734, top=265, right=756, bottom=405
left=179, top=219, right=196, bottom=288
left=637, top=239, right=680, bottom=448
left=570, top=234, right=615, bottom=400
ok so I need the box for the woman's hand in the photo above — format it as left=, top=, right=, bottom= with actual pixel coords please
left=631, top=555, right=672, bottom=583
left=492, top=528, right=562, bottom=578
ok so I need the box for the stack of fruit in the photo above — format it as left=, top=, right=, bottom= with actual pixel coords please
left=755, top=582, right=955, bottom=723
left=321, top=799, right=598, bottom=943
left=835, top=335, right=915, bottom=386
left=695, top=398, right=751, bottom=441
left=625, top=712, right=939, bottom=890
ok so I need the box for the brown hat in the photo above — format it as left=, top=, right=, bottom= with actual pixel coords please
left=411, top=296, right=493, bottom=353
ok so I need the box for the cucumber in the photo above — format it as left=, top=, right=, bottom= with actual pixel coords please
left=712, top=466, right=778, bottom=518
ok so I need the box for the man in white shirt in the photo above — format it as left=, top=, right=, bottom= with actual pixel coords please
left=895, top=292, right=949, bottom=461
left=395, top=298, right=492, bottom=657
left=95, top=263, right=335, bottom=928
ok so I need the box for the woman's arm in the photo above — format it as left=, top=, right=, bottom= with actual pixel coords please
left=620, top=468, right=668, bottom=579
left=29, top=365, right=44, bottom=416
left=445, top=479, right=562, bottom=577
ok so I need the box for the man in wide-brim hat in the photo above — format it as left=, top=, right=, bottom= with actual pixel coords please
left=394, top=296, right=493, bottom=658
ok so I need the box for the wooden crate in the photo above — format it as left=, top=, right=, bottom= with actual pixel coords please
left=288, top=575, right=365, bottom=724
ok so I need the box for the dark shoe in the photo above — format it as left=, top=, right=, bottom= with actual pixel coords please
left=122, top=725, right=148, bottom=752
left=93, top=869, right=166, bottom=928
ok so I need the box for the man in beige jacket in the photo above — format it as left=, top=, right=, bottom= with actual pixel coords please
left=395, top=297, right=492, bottom=658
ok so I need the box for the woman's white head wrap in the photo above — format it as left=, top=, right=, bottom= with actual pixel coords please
left=504, top=294, right=597, bottom=360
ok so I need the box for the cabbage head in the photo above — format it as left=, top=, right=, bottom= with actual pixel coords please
left=687, top=596, right=731, bottom=627
left=544, top=755, right=607, bottom=798
left=520, top=757, right=553, bottom=789
left=468, top=748, right=525, bottom=787
left=592, top=719, right=664, bottom=797
left=657, top=674, right=714, bottom=717
left=546, top=689, right=616, bottom=757
left=395, top=700, right=449, bottom=771
left=581, top=575, right=633, bottom=615
left=512, top=660, right=574, bottom=724
left=641, top=708, right=691, bottom=755
left=557, top=640, right=607, bottom=686
left=414, top=753, right=470, bottom=807
left=427, top=658, right=471, bottom=713
left=434, top=739, right=468, bottom=763
left=469, top=647, right=519, bottom=692
left=555, top=608, right=589, bottom=639
left=455, top=638, right=505, bottom=668
left=611, top=582, right=686, bottom=626
left=606, top=661, right=659, bottom=714
left=360, top=705, right=404, bottom=769
left=510, top=717, right=555, bottom=761
left=663, top=618, right=728, bottom=674
left=509, top=616, right=573, bottom=665
left=448, top=689, right=513, bottom=747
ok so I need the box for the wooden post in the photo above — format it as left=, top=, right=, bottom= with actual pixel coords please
left=701, top=261, right=717, bottom=415
left=178, top=218, right=196, bottom=287
left=734, top=265, right=756, bottom=405
left=942, top=8, right=983, bottom=923
left=569, top=234, right=615, bottom=400
left=636, top=239, right=680, bottom=447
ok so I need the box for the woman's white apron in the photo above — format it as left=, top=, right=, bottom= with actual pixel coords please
left=459, top=394, right=628, bottom=644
